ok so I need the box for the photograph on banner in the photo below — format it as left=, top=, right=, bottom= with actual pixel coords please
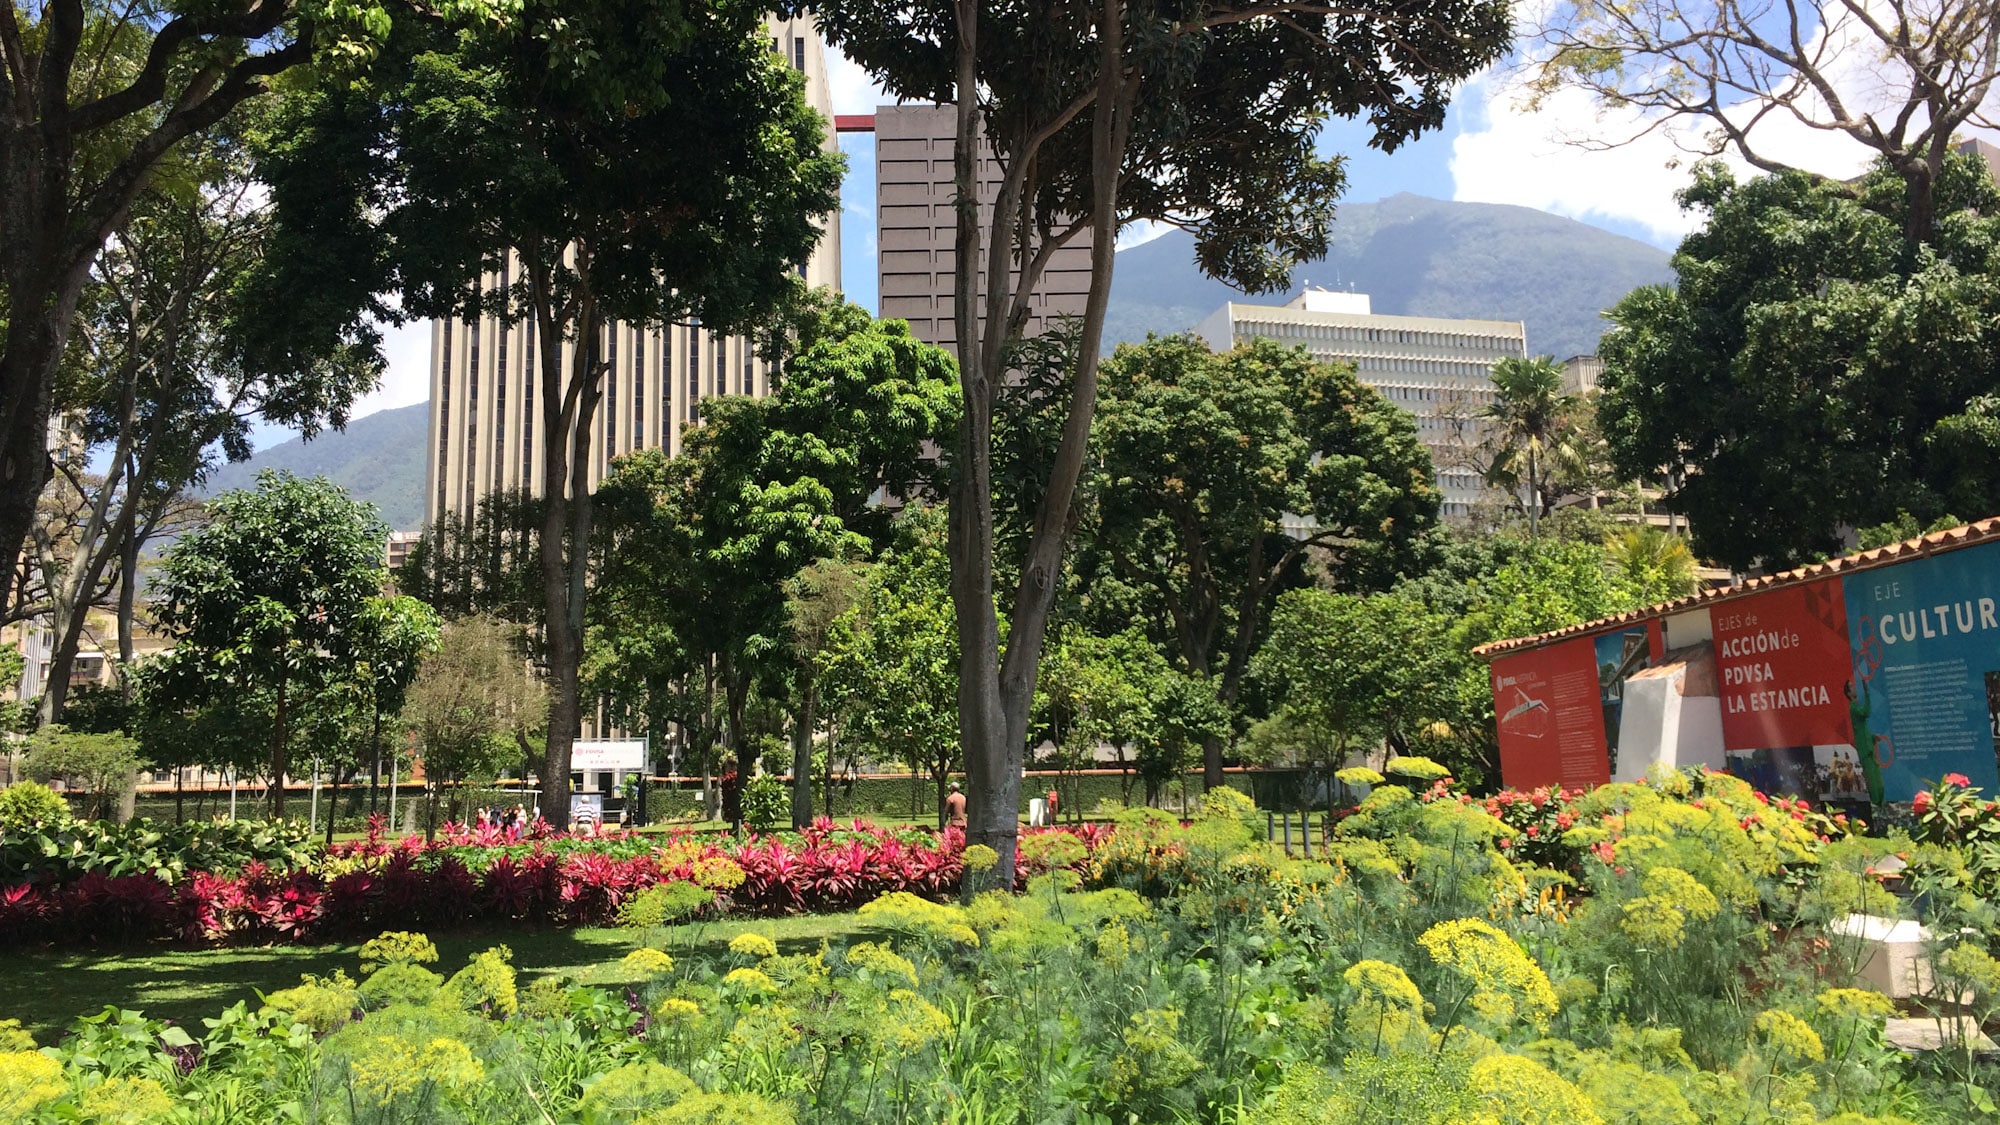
left=1595, top=622, right=1659, bottom=779
left=1843, top=539, right=2000, bottom=798
left=1492, top=634, right=1610, bottom=789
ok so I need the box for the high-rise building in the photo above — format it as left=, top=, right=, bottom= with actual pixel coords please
left=1193, top=289, right=1528, bottom=519
left=423, top=17, right=840, bottom=527
left=873, top=103, right=1094, bottom=354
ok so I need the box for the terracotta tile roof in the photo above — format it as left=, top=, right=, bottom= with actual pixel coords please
left=1471, top=516, right=2000, bottom=660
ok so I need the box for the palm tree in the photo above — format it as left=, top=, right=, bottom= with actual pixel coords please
left=1606, top=525, right=1699, bottom=597
left=1480, top=356, right=1581, bottom=536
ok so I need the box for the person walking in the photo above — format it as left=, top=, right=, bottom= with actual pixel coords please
left=944, top=781, right=968, bottom=829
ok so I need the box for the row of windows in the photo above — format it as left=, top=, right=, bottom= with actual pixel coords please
left=1252, top=321, right=1522, bottom=352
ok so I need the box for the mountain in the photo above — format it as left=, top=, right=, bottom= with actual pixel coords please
left=1104, top=193, right=1674, bottom=362
left=203, top=402, right=430, bottom=531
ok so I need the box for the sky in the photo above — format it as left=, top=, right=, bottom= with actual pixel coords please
left=298, top=16, right=1952, bottom=450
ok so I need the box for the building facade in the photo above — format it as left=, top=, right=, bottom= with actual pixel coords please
left=1192, top=290, right=1528, bottom=519
left=874, top=103, right=1095, bottom=354
left=422, top=17, right=841, bottom=527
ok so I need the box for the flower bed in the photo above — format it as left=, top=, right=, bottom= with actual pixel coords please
left=0, top=817, right=1108, bottom=949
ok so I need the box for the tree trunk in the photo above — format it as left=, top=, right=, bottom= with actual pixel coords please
left=270, top=665, right=289, bottom=818
left=790, top=684, right=816, bottom=828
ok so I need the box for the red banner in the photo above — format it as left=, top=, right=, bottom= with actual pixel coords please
left=1492, top=635, right=1610, bottom=789
left=1711, top=580, right=1853, bottom=750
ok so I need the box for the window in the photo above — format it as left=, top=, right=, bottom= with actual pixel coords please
left=793, top=35, right=804, bottom=71
left=604, top=324, right=618, bottom=473
left=464, top=310, right=481, bottom=515
left=714, top=334, right=726, bottom=399
left=522, top=320, right=535, bottom=488
left=687, top=321, right=701, bottom=423
left=742, top=344, right=755, bottom=396
left=493, top=264, right=509, bottom=491
left=633, top=329, right=645, bottom=449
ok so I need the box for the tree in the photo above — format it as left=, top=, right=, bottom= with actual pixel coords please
left=394, top=490, right=543, bottom=627
left=1033, top=627, right=1170, bottom=812
left=0, top=1, right=470, bottom=619
left=401, top=615, right=545, bottom=839
left=1254, top=589, right=1458, bottom=762
left=807, top=0, right=1510, bottom=885
left=30, top=133, right=372, bottom=724
left=146, top=471, right=390, bottom=817
left=823, top=511, right=961, bottom=828
left=1085, top=335, right=1439, bottom=785
left=1479, top=356, right=1586, bottom=537
left=253, top=2, right=844, bottom=826
left=1598, top=155, right=2000, bottom=569
left=1603, top=527, right=1699, bottom=600
left=1525, top=0, right=2000, bottom=241
left=784, top=558, right=867, bottom=827
left=23, top=725, right=144, bottom=821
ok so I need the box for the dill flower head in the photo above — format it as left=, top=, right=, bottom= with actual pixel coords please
left=623, top=948, right=677, bottom=978
left=1753, top=1009, right=1825, bottom=1062
left=1418, top=918, right=1558, bottom=1030
left=1816, top=988, right=1895, bottom=1023
left=1466, top=1053, right=1604, bottom=1125
left=358, top=931, right=439, bottom=975
left=265, top=970, right=361, bottom=1033
left=727, top=932, right=779, bottom=960
left=0, top=1021, right=32, bottom=1052
left=1336, top=766, right=1386, bottom=788
left=878, top=989, right=953, bottom=1052
left=856, top=892, right=981, bottom=947
left=1384, top=756, right=1452, bottom=781
left=1941, top=942, right=2000, bottom=996
left=653, top=996, right=702, bottom=1022
left=79, top=1075, right=176, bottom=1125
left=845, top=941, right=921, bottom=988
left=0, top=1050, right=66, bottom=1120
left=1110, top=1008, right=1205, bottom=1096
left=961, top=844, right=1000, bottom=872
left=1343, top=959, right=1428, bottom=1046
left=1096, top=922, right=1134, bottom=969
left=1618, top=895, right=1690, bottom=950
left=726, top=1004, right=802, bottom=1051
left=691, top=856, right=747, bottom=892
left=723, top=967, right=778, bottom=996
left=640, top=1090, right=797, bottom=1125
left=1640, top=867, right=1720, bottom=921
left=348, top=1035, right=485, bottom=1103
left=579, top=1061, right=699, bottom=1122
left=440, top=946, right=517, bottom=1018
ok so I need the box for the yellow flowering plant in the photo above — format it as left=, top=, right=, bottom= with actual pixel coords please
left=1419, top=918, right=1559, bottom=1034
left=727, top=932, right=779, bottom=961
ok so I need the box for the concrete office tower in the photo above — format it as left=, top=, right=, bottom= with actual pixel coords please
left=423, top=17, right=841, bottom=528
left=874, top=103, right=1095, bottom=354
left=1193, top=289, right=1527, bottom=519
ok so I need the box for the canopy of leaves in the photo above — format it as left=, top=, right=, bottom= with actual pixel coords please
left=1598, top=154, right=2000, bottom=569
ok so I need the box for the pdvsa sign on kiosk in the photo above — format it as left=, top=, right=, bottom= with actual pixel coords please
left=1476, top=519, right=2000, bottom=805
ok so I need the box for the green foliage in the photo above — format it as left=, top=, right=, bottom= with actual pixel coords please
left=0, top=816, right=314, bottom=884
left=1599, top=153, right=2000, bottom=568
left=1255, top=589, right=1459, bottom=761
left=21, top=727, right=144, bottom=821
left=740, top=777, right=788, bottom=833
left=0, top=782, right=71, bottom=835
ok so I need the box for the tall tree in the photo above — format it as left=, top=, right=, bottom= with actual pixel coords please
left=146, top=470, right=389, bottom=816
left=253, top=1, right=844, bottom=825
left=0, top=1, right=467, bottom=617
left=1480, top=355, right=1584, bottom=538
left=784, top=557, right=866, bottom=826
left=1598, top=155, right=2000, bottom=568
left=1086, top=335, right=1439, bottom=785
left=1526, top=0, right=2000, bottom=241
left=401, top=615, right=544, bottom=839
left=1254, top=588, right=1457, bottom=762
left=807, top=0, right=1509, bottom=883
left=31, top=132, right=375, bottom=724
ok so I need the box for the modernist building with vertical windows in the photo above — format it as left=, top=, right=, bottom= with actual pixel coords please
left=872, top=103, right=1095, bottom=354
left=422, top=17, right=841, bottom=528
left=1193, top=289, right=1528, bottom=519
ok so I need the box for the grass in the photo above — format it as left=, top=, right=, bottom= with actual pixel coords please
left=0, top=912, right=873, bottom=1042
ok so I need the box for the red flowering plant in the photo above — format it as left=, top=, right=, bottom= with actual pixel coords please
left=1470, top=785, right=1590, bottom=873
left=1905, top=773, right=2000, bottom=898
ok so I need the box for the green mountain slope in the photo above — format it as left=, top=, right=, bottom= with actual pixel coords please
left=1105, top=193, right=1672, bottom=361
left=204, top=402, right=429, bottom=531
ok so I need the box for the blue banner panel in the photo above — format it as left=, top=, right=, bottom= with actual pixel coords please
left=1842, top=539, right=2000, bottom=799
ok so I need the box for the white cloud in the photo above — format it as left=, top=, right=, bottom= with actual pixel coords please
left=349, top=318, right=431, bottom=420
left=1450, top=2, right=1961, bottom=245
left=825, top=44, right=890, bottom=115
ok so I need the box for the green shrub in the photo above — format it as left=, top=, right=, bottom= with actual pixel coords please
left=0, top=782, right=70, bottom=834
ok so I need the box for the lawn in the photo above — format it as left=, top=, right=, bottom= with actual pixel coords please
left=0, top=912, right=872, bottom=1040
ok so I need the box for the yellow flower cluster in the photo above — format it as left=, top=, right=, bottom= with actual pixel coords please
left=1753, top=1008, right=1825, bottom=1062
left=0, top=1048, right=66, bottom=1120
left=1335, top=766, right=1386, bottom=788
left=726, top=1004, right=801, bottom=1052
left=79, top=1075, right=176, bottom=1125
left=1384, top=756, right=1453, bottom=781
left=1465, top=1053, right=1604, bottom=1125
left=1343, top=959, right=1427, bottom=1047
left=637, top=1089, right=797, bottom=1125
left=727, top=932, right=779, bottom=960
left=722, top=967, right=778, bottom=995
left=1110, top=1008, right=1205, bottom=1096
left=623, top=948, right=677, bottom=978
left=876, top=989, right=953, bottom=1053
left=440, top=945, right=517, bottom=1018
left=348, top=1034, right=485, bottom=1103
left=845, top=941, right=921, bottom=988
left=691, top=856, right=747, bottom=892
left=1096, top=922, right=1134, bottom=969
left=264, top=970, right=361, bottom=1033
left=962, top=844, right=1000, bottom=872
left=653, top=997, right=702, bottom=1022
left=856, top=892, right=980, bottom=946
left=1418, top=918, right=1558, bottom=1030
left=1816, top=987, right=1895, bottom=1022
left=1940, top=942, right=2000, bottom=996
left=358, top=931, right=439, bottom=974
